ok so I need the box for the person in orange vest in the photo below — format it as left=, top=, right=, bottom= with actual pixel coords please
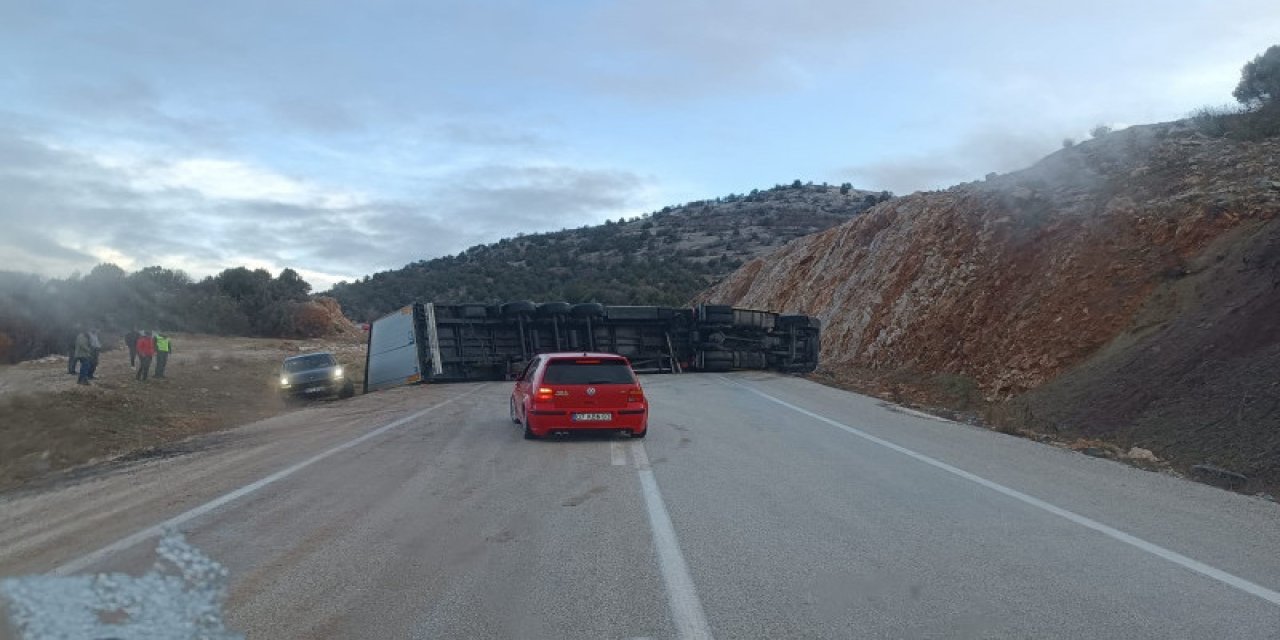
left=135, top=331, right=156, bottom=381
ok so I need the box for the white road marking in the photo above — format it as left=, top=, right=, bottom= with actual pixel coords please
left=611, top=441, right=627, bottom=466
left=726, top=378, right=1280, bottom=608
left=52, top=385, right=487, bottom=576
left=631, top=442, right=714, bottom=640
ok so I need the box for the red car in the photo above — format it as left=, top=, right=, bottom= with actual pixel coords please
left=510, top=353, right=648, bottom=440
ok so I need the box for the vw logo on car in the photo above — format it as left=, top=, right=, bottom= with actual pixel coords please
left=586, top=387, right=597, bottom=396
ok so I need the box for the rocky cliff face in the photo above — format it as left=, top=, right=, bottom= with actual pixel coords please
left=701, top=123, right=1280, bottom=486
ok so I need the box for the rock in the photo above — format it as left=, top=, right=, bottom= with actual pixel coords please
left=1255, top=493, right=1276, bottom=503
left=1081, top=447, right=1110, bottom=458
left=1125, top=447, right=1158, bottom=462
left=211, top=365, right=221, bottom=371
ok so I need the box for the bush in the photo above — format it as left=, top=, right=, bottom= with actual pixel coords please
left=1234, top=44, right=1280, bottom=108
left=1090, top=124, right=1112, bottom=138
left=1191, top=104, right=1240, bottom=137
left=1190, top=103, right=1280, bottom=140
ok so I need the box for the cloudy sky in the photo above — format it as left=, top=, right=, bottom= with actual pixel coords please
left=2, top=0, right=1277, bottom=288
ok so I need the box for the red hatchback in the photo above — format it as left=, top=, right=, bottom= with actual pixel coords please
left=510, top=353, right=649, bottom=439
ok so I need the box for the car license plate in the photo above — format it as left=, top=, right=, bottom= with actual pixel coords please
left=305, top=386, right=326, bottom=394
left=572, top=412, right=612, bottom=422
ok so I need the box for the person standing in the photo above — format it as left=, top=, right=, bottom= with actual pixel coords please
left=87, top=329, right=102, bottom=380
left=153, top=331, right=171, bottom=379
left=74, top=330, right=92, bottom=385
left=125, top=329, right=140, bottom=367
left=135, top=331, right=155, bottom=381
left=66, top=328, right=80, bottom=375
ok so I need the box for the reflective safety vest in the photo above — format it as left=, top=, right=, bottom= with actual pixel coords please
left=155, top=336, right=171, bottom=352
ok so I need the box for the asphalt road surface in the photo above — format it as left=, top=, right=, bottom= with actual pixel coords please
left=3, top=373, right=1279, bottom=639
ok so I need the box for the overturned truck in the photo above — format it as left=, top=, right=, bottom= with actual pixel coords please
left=363, top=302, right=821, bottom=392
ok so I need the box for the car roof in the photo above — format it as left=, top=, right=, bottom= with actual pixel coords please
left=539, top=352, right=630, bottom=360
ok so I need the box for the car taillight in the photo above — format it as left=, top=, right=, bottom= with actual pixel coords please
left=628, top=389, right=645, bottom=403
left=536, top=387, right=555, bottom=400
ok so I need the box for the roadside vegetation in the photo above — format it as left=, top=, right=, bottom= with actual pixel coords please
left=1191, top=44, right=1280, bottom=140
left=0, top=265, right=355, bottom=363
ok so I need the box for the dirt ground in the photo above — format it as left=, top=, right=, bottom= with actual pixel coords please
left=1000, top=218, right=1280, bottom=494
left=0, top=333, right=367, bottom=492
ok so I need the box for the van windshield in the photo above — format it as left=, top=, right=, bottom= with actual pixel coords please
left=543, top=360, right=635, bottom=385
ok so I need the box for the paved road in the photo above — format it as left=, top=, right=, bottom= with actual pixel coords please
left=3, top=373, right=1280, bottom=638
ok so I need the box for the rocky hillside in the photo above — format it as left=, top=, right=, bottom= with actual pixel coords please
left=702, top=123, right=1280, bottom=489
left=329, top=183, right=888, bottom=320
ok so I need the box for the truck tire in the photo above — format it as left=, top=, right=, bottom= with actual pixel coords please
left=338, top=379, right=356, bottom=399
left=605, top=306, right=665, bottom=321
left=502, top=300, right=537, bottom=316
left=778, top=315, right=821, bottom=330
left=698, top=304, right=735, bottom=325
left=733, top=351, right=768, bottom=370
left=570, top=302, right=605, bottom=319
left=732, top=309, right=776, bottom=331
left=536, top=302, right=572, bottom=316
left=697, top=350, right=733, bottom=372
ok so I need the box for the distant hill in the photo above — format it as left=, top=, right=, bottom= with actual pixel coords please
left=328, top=183, right=889, bottom=320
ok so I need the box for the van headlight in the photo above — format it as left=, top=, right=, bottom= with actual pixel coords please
left=333, top=366, right=344, bottom=379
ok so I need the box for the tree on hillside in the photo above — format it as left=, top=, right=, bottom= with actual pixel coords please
left=1234, top=45, right=1280, bottom=108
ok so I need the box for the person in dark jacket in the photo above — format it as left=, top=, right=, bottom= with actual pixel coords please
left=125, top=329, right=140, bottom=367
left=135, top=331, right=155, bottom=381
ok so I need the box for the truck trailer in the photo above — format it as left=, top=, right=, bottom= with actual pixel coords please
left=363, top=301, right=821, bottom=393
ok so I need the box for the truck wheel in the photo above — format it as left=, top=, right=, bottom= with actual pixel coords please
left=570, top=302, right=605, bottom=319
left=502, top=300, right=537, bottom=316
left=536, top=302, right=572, bottom=316
left=778, top=315, right=821, bottom=330
left=338, top=379, right=355, bottom=399
left=698, top=304, right=734, bottom=325
left=697, top=350, right=733, bottom=372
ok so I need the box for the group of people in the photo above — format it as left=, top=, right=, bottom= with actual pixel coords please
left=125, top=330, right=173, bottom=381
left=68, top=329, right=174, bottom=385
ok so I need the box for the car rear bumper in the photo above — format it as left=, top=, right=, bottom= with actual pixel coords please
left=526, top=410, right=647, bottom=435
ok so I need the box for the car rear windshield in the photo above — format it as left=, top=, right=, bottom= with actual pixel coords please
left=543, top=359, right=635, bottom=385
left=284, top=354, right=336, bottom=372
